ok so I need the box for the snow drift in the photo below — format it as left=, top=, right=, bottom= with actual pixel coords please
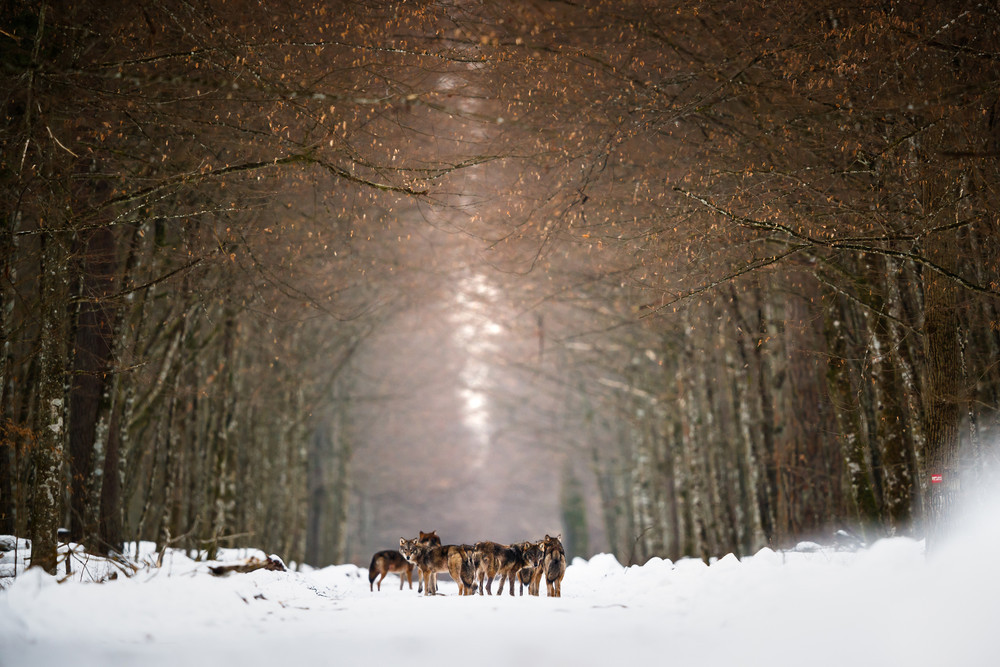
left=1, top=480, right=999, bottom=667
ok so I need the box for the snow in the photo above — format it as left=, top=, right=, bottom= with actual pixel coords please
left=2, top=488, right=999, bottom=667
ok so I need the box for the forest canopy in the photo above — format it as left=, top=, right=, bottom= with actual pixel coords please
left=2, top=0, right=999, bottom=572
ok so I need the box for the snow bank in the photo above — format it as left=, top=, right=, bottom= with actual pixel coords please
left=2, top=480, right=999, bottom=667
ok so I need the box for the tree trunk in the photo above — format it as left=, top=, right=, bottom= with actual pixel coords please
left=590, top=444, right=624, bottom=560
left=825, top=298, right=881, bottom=540
left=727, top=340, right=766, bottom=554
left=868, top=259, right=913, bottom=534
left=97, top=389, right=124, bottom=554
left=753, top=293, right=783, bottom=547
left=326, top=390, right=353, bottom=564
left=68, top=226, right=117, bottom=545
left=649, top=416, right=682, bottom=561
left=94, top=222, right=144, bottom=555
left=922, top=263, right=962, bottom=543
left=697, top=350, right=724, bottom=556
left=886, top=264, right=926, bottom=525
left=30, top=228, right=69, bottom=574
left=630, top=420, right=655, bottom=563
left=559, top=463, right=589, bottom=560
left=304, top=420, right=328, bottom=566
left=0, top=205, right=15, bottom=535
left=678, top=314, right=710, bottom=562
left=727, top=285, right=775, bottom=545
left=206, top=316, right=238, bottom=555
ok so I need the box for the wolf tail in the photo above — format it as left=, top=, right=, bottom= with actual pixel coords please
left=461, top=554, right=477, bottom=590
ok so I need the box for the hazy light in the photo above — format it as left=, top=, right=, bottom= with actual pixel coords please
left=451, top=273, right=502, bottom=468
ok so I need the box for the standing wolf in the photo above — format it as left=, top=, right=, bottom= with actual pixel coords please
left=541, top=534, right=567, bottom=597
left=449, top=545, right=480, bottom=595
left=408, top=530, right=441, bottom=593
left=399, top=537, right=476, bottom=595
left=472, top=540, right=506, bottom=595
left=495, top=542, right=529, bottom=596
left=368, top=550, right=414, bottom=591
left=516, top=540, right=545, bottom=596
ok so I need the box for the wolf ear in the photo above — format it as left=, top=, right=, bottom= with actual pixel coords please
left=399, top=537, right=405, bottom=546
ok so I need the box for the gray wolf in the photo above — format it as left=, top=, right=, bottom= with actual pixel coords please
left=450, top=544, right=480, bottom=595
left=472, top=540, right=506, bottom=595
left=516, top=540, right=544, bottom=595
left=495, top=542, right=529, bottom=596
left=368, top=550, right=414, bottom=591
left=542, top=534, right=567, bottom=597
left=400, top=536, right=475, bottom=595
left=404, top=530, right=442, bottom=593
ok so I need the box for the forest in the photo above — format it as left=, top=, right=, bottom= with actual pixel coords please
left=1, top=0, right=998, bottom=573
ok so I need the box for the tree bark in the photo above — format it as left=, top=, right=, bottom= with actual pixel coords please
left=94, top=223, right=144, bottom=555
left=326, top=389, right=353, bottom=565
left=727, top=285, right=776, bottom=545
left=678, top=313, right=711, bottom=562
left=30, top=228, right=69, bottom=574
left=304, top=420, right=328, bottom=566
left=727, top=340, right=766, bottom=554
left=867, top=259, right=913, bottom=534
left=0, top=219, right=13, bottom=535
left=68, top=225, right=117, bottom=545
left=886, top=264, right=926, bottom=525
left=922, top=262, right=962, bottom=543
left=825, top=298, right=881, bottom=539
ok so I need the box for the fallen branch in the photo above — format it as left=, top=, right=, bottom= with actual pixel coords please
left=209, top=554, right=287, bottom=576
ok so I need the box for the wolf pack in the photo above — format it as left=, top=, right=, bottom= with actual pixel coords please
left=367, top=531, right=567, bottom=597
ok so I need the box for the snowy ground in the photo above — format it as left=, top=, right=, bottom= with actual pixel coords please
left=2, top=487, right=999, bottom=667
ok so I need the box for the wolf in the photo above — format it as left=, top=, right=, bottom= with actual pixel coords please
left=418, top=530, right=442, bottom=547
left=368, top=550, right=413, bottom=592
left=400, top=530, right=442, bottom=593
left=516, top=540, right=544, bottom=596
left=399, top=536, right=446, bottom=595
left=400, top=537, right=473, bottom=596
left=449, top=545, right=480, bottom=595
left=542, top=534, right=567, bottom=597
left=472, top=540, right=506, bottom=595
left=495, top=542, right=529, bottom=596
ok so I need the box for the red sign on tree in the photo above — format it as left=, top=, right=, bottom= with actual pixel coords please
left=931, top=474, right=944, bottom=484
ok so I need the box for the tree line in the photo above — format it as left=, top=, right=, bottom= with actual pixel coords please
left=2, top=0, right=998, bottom=572
left=479, top=0, right=1000, bottom=561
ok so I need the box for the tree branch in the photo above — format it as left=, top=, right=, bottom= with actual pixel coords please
left=673, top=187, right=1000, bottom=298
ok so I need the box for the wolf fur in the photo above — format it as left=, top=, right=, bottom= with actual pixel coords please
left=472, top=540, right=506, bottom=595
left=495, top=542, right=530, bottom=596
left=542, top=534, right=567, bottom=597
left=400, top=537, right=473, bottom=596
left=401, top=530, right=441, bottom=593
left=449, top=545, right=480, bottom=595
left=368, top=550, right=414, bottom=592
left=516, top=541, right=544, bottom=595
left=418, top=530, right=442, bottom=547
left=396, top=532, right=566, bottom=597
left=399, top=537, right=446, bottom=595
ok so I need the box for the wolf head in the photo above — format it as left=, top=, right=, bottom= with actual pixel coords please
left=399, top=537, right=419, bottom=562
left=418, top=530, right=441, bottom=546
left=542, top=534, right=564, bottom=556
left=520, top=540, right=544, bottom=567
